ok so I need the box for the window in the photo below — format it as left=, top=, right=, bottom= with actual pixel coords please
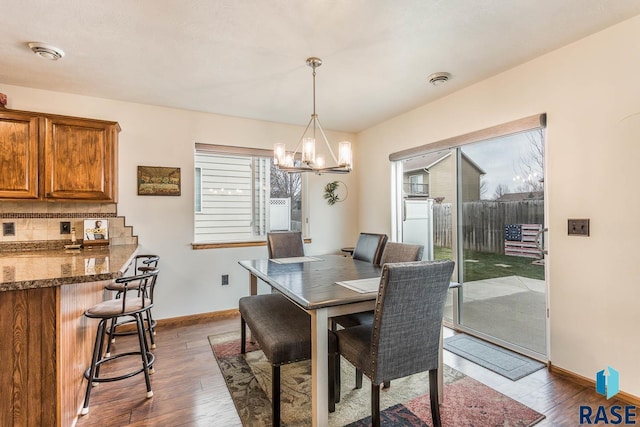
left=194, top=144, right=305, bottom=243
left=408, top=174, right=424, bottom=195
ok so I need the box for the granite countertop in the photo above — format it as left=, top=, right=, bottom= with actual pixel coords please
left=0, top=244, right=139, bottom=291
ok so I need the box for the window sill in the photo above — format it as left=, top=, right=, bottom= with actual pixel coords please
left=191, top=238, right=312, bottom=250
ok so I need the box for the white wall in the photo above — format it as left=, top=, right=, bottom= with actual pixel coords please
left=356, top=15, right=640, bottom=395
left=0, top=84, right=359, bottom=319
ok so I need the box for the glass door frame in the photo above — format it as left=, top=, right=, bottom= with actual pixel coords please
left=390, top=114, right=548, bottom=362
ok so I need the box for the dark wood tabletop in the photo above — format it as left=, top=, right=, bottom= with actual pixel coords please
left=238, top=254, right=382, bottom=310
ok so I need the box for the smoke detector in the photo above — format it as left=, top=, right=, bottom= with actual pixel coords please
left=427, top=72, right=451, bottom=86
left=28, top=42, right=65, bottom=60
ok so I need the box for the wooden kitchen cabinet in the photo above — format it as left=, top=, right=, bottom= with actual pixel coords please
left=44, top=116, right=119, bottom=201
left=0, top=110, right=40, bottom=199
left=0, top=109, right=120, bottom=201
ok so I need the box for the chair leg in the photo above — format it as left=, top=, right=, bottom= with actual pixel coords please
left=328, top=353, right=336, bottom=412
left=81, top=319, right=107, bottom=415
left=272, top=365, right=280, bottom=427
left=355, top=368, right=363, bottom=389
left=429, top=369, right=442, bottom=427
left=334, top=353, right=341, bottom=403
left=144, top=310, right=156, bottom=350
left=371, top=382, right=381, bottom=427
left=240, top=317, right=246, bottom=354
left=105, top=316, right=117, bottom=356
left=135, top=313, right=154, bottom=398
left=94, top=321, right=108, bottom=381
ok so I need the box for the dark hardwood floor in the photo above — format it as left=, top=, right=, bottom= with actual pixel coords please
left=76, top=313, right=615, bottom=427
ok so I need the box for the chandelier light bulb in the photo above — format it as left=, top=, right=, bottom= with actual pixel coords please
left=274, top=143, right=286, bottom=165
left=302, top=137, right=316, bottom=163
left=338, top=141, right=352, bottom=168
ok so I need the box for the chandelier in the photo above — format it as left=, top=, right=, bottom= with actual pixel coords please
left=274, top=57, right=353, bottom=174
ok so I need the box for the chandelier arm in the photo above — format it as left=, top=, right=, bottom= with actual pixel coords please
left=314, top=116, right=340, bottom=164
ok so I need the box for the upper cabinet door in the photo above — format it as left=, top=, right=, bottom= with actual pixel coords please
left=44, top=117, right=118, bottom=201
left=0, top=111, right=40, bottom=199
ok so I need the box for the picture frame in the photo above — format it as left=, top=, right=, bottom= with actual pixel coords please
left=83, top=219, right=109, bottom=246
left=137, top=166, right=181, bottom=196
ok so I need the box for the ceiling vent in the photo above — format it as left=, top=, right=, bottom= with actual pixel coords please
left=427, top=72, right=451, bottom=86
left=28, top=42, right=65, bottom=60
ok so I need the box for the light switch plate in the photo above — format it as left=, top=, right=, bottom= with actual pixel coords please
left=568, top=219, right=590, bottom=236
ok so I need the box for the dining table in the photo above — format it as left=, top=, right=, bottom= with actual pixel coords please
left=238, top=254, right=451, bottom=427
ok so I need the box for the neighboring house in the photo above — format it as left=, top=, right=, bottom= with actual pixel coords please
left=403, top=151, right=486, bottom=202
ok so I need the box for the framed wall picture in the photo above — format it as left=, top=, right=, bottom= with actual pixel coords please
left=83, top=219, right=109, bottom=246
left=137, top=166, right=181, bottom=196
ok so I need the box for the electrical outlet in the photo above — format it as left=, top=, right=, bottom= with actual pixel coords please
left=60, top=221, right=71, bottom=234
left=568, top=219, right=590, bottom=236
left=222, top=274, right=229, bottom=286
left=2, top=222, right=15, bottom=236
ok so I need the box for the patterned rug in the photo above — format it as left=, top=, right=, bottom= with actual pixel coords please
left=209, top=332, right=545, bottom=426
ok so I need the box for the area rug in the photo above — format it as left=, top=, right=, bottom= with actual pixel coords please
left=210, top=332, right=545, bottom=426
left=444, top=334, right=545, bottom=381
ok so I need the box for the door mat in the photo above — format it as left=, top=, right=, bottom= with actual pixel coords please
left=444, top=334, right=545, bottom=381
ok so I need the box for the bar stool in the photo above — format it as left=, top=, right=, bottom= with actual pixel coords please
left=104, top=255, right=159, bottom=355
left=81, top=269, right=159, bottom=415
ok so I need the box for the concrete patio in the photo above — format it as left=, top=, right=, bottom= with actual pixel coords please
left=444, top=275, right=546, bottom=356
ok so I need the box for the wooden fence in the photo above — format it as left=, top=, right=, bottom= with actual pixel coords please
left=432, top=200, right=544, bottom=254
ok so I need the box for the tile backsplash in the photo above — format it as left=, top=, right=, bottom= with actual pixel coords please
left=0, top=202, right=137, bottom=249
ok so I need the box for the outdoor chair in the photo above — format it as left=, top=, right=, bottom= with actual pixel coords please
left=335, top=260, right=455, bottom=427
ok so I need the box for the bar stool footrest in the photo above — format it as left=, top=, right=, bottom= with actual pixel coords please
left=108, top=318, right=157, bottom=337
left=84, top=351, right=155, bottom=383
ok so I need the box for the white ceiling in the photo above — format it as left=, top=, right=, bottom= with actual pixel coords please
left=2, top=1, right=640, bottom=133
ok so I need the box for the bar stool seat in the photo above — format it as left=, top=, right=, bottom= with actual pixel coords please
left=81, top=270, right=158, bottom=415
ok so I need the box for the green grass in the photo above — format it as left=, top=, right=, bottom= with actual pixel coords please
left=434, top=246, right=544, bottom=282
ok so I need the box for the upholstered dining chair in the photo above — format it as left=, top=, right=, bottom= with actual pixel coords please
left=335, top=260, right=455, bottom=427
left=267, top=231, right=305, bottom=259
left=351, top=232, right=388, bottom=266
left=332, top=241, right=425, bottom=388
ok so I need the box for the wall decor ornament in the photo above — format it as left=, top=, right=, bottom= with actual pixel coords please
left=323, top=180, right=348, bottom=206
left=137, top=166, right=181, bottom=196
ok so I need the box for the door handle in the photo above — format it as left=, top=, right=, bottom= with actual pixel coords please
left=535, top=227, right=548, bottom=255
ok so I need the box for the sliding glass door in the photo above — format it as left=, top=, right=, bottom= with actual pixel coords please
left=458, top=130, right=546, bottom=358
left=393, top=123, right=547, bottom=360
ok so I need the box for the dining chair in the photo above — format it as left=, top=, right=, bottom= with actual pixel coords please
left=335, top=260, right=455, bottom=427
left=351, top=232, right=388, bottom=265
left=333, top=241, right=424, bottom=388
left=267, top=231, right=305, bottom=259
